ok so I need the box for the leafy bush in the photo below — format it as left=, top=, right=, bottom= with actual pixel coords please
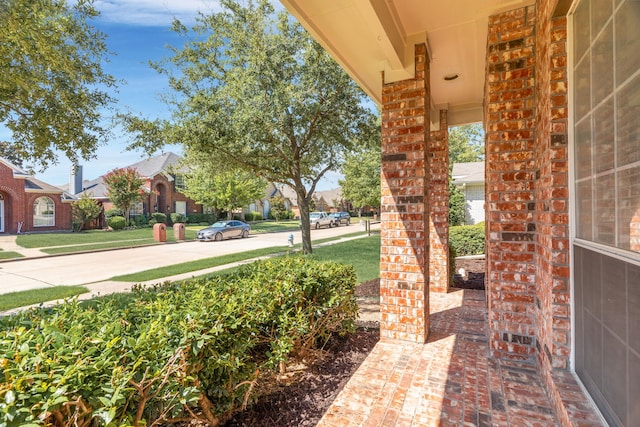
left=268, top=209, right=294, bottom=220
left=150, top=212, right=166, bottom=224
left=0, top=257, right=358, bottom=426
left=244, top=211, right=263, bottom=222
left=449, top=223, right=485, bottom=256
left=104, top=207, right=123, bottom=219
left=130, top=214, right=149, bottom=228
left=169, top=213, right=184, bottom=224
left=107, top=215, right=126, bottom=230
left=186, top=213, right=217, bottom=224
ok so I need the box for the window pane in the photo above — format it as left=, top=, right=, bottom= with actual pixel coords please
left=575, top=53, right=591, bottom=121
left=591, top=0, right=612, bottom=40
left=618, top=166, right=640, bottom=252
left=595, top=173, right=616, bottom=245
left=615, top=0, right=640, bottom=85
left=594, top=98, right=614, bottom=173
left=33, top=197, right=55, bottom=227
left=574, top=1, right=590, bottom=61
left=576, top=118, right=592, bottom=179
left=592, top=22, right=613, bottom=106
left=616, top=74, right=640, bottom=167
left=577, top=179, right=594, bottom=240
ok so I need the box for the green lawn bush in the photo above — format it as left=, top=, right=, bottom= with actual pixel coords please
left=244, top=211, right=263, bottom=222
left=449, top=223, right=485, bottom=256
left=0, top=257, right=358, bottom=426
left=107, top=215, right=126, bottom=230
left=150, top=212, right=167, bottom=224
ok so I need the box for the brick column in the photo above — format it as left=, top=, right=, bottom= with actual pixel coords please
left=380, top=44, right=430, bottom=343
left=429, top=110, right=450, bottom=293
left=485, top=6, right=538, bottom=360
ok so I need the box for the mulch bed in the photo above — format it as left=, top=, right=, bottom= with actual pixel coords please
left=220, top=257, right=485, bottom=426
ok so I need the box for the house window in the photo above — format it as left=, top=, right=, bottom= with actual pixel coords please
left=130, top=201, right=144, bottom=216
left=33, top=196, right=55, bottom=227
left=175, top=174, right=186, bottom=191
left=573, top=0, right=640, bottom=255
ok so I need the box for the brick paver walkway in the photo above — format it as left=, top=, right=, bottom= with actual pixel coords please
left=318, top=289, right=604, bottom=427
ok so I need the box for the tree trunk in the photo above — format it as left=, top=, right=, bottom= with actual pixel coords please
left=296, top=188, right=313, bottom=254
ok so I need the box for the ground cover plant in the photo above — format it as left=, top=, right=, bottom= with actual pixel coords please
left=0, top=257, right=358, bottom=426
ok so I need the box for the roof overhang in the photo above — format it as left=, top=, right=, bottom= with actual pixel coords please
left=280, top=0, right=535, bottom=128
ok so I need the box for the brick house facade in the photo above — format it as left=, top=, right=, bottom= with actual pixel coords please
left=0, top=158, right=73, bottom=234
left=283, top=0, right=638, bottom=424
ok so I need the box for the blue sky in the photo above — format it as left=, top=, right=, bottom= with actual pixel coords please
left=7, top=0, right=342, bottom=191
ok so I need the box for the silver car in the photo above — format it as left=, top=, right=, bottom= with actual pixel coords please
left=196, top=220, right=250, bottom=241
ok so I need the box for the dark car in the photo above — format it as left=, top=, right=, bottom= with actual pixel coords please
left=329, top=211, right=350, bottom=226
left=196, top=220, right=250, bottom=241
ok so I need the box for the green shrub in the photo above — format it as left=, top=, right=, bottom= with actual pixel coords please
left=130, top=214, right=149, bottom=228
left=150, top=212, right=166, bottom=224
left=244, top=211, right=263, bottom=222
left=449, top=223, right=485, bottom=256
left=107, top=215, right=126, bottom=230
left=169, top=213, right=184, bottom=224
left=104, top=207, right=123, bottom=219
left=0, top=257, right=358, bottom=426
left=187, top=213, right=217, bottom=224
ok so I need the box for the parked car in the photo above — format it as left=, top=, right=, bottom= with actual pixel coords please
left=196, top=220, right=250, bottom=241
left=308, top=211, right=334, bottom=229
left=330, top=211, right=351, bottom=226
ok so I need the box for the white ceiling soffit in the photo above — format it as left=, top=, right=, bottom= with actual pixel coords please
left=280, top=0, right=534, bottom=127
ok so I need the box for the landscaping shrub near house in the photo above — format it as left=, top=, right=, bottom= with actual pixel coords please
left=244, top=211, right=263, bottom=222
left=449, top=222, right=485, bottom=256
left=107, top=215, right=126, bottom=230
left=0, top=257, right=358, bottom=426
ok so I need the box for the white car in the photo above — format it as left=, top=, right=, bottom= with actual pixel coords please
left=308, top=212, right=334, bottom=229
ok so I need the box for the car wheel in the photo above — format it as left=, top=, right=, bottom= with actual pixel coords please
left=346, top=220, right=350, bottom=225
left=214, top=233, right=223, bottom=241
left=242, top=229, right=249, bottom=238
left=315, top=222, right=320, bottom=229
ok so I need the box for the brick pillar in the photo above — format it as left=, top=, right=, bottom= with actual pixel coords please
left=429, top=110, right=450, bottom=293
left=485, top=6, right=537, bottom=360
left=380, top=43, right=430, bottom=343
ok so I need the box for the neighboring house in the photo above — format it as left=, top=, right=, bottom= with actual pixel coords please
left=282, top=0, right=637, bottom=424
left=245, top=183, right=294, bottom=219
left=452, top=162, right=485, bottom=225
left=64, top=152, right=202, bottom=225
left=0, top=157, right=74, bottom=234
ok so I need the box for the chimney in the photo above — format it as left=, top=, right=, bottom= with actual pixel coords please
left=70, top=164, right=83, bottom=195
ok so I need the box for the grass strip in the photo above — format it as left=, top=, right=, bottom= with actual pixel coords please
left=111, top=231, right=375, bottom=282
left=41, top=239, right=158, bottom=255
left=0, top=251, right=24, bottom=260
left=0, top=286, right=89, bottom=311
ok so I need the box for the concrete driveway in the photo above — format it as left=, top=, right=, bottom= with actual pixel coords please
left=0, top=223, right=378, bottom=296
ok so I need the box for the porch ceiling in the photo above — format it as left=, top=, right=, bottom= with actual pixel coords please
left=279, top=0, right=534, bottom=127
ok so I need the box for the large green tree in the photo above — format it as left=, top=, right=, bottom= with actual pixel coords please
left=0, top=0, right=117, bottom=168
left=124, top=0, right=376, bottom=254
left=449, top=123, right=484, bottom=165
left=339, top=145, right=381, bottom=216
left=179, top=158, right=266, bottom=219
left=103, top=168, right=145, bottom=226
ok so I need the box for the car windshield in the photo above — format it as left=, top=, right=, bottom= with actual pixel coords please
left=211, top=221, right=228, bottom=227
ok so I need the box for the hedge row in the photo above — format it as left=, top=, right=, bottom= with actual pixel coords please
left=449, top=222, right=485, bottom=256
left=0, top=257, right=358, bottom=426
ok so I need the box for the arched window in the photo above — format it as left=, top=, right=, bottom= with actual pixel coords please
left=33, top=196, right=55, bottom=227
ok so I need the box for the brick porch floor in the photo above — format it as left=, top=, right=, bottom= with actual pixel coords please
left=318, top=289, right=605, bottom=426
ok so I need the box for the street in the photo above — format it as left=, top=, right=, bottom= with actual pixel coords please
left=0, top=223, right=376, bottom=296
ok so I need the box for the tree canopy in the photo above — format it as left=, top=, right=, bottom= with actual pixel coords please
left=124, top=0, right=377, bottom=253
left=0, top=0, right=117, bottom=169
left=339, top=145, right=381, bottom=214
left=179, top=156, right=266, bottom=219
left=449, top=123, right=484, bottom=165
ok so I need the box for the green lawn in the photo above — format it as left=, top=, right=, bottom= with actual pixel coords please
left=311, top=235, right=380, bottom=282
left=0, top=249, right=24, bottom=260
left=0, top=286, right=89, bottom=312
left=110, top=231, right=373, bottom=282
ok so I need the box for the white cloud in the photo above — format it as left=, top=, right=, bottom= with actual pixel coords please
left=94, top=0, right=220, bottom=26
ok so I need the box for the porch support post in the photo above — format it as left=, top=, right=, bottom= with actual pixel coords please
left=380, top=43, right=430, bottom=343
